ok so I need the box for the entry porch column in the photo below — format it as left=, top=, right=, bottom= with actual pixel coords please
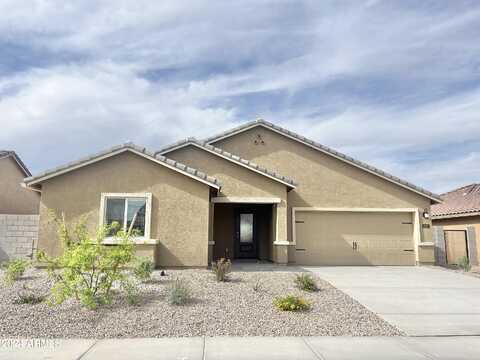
left=273, top=199, right=289, bottom=264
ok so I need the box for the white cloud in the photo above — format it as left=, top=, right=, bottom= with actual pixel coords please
left=0, top=1, right=479, bottom=193
left=0, top=62, right=236, bottom=171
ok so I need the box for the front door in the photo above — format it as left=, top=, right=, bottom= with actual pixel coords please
left=235, top=210, right=257, bottom=258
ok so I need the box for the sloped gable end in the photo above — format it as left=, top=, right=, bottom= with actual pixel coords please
left=206, top=120, right=441, bottom=203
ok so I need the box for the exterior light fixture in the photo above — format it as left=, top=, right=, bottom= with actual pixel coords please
left=423, top=210, right=430, bottom=219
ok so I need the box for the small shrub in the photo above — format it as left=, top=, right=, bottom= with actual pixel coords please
left=37, top=212, right=137, bottom=310
left=14, top=293, right=45, bottom=305
left=211, top=258, right=231, bottom=282
left=274, top=295, right=310, bottom=311
left=167, top=278, right=190, bottom=305
left=294, top=273, right=318, bottom=292
left=457, top=256, right=472, bottom=272
left=133, top=257, right=154, bottom=282
left=252, top=277, right=262, bottom=292
left=122, top=279, right=140, bottom=306
left=13, top=284, right=45, bottom=305
left=3, top=259, right=29, bottom=285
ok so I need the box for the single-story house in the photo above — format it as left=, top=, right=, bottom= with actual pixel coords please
left=0, top=150, right=40, bottom=215
left=432, top=184, right=479, bottom=266
left=23, top=120, right=441, bottom=267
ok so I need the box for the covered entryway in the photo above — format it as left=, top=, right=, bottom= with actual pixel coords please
left=293, top=209, right=417, bottom=266
left=212, top=203, right=274, bottom=261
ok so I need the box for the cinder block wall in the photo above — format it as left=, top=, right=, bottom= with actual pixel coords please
left=0, top=214, right=39, bottom=262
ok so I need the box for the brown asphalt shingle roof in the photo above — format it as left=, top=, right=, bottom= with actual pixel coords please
left=23, top=142, right=221, bottom=189
left=203, top=119, right=442, bottom=203
left=155, top=138, right=297, bottom=188
left=432, top=184, right=480, bottom=218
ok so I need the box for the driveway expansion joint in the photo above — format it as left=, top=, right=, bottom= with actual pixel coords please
left=397, top=337, right=436, bottom=360
left=202, top=336, right=206, bottom=360
left=76, top=339, right=99, bottom=360
left=302, top=337, right=326, bottom=360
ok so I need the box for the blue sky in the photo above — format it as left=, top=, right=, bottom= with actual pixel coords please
left=1, top=0, right=480, bottom=193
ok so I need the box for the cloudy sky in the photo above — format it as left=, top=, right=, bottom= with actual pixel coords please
left=1, top=1, right=479, bottom=193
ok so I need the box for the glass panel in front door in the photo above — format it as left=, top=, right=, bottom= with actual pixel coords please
left=240, top=213, right=254, bottom=243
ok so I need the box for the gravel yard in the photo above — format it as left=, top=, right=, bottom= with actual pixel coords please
left=0, top=267, right=402, bottom=338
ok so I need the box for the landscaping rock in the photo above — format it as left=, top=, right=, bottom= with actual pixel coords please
left=0, top=268, right=402, bottom=338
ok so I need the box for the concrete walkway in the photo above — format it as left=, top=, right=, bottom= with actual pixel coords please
left=305, top=266, right=480, bottom=336
left=1, top=336, right=480, bottom=359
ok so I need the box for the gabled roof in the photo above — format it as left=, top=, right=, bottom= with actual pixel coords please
left=204, top=119, right=442, bottom=203
left=155, top=138, right=297, bottom=189
left=23, top=142, right=221, bottom=190
left=432, top=184, right=480, bottom=219
left=0, top=150, right=32, bottom=176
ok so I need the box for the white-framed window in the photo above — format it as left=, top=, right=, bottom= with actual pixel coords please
left=99, top=193, right=152, bottom=239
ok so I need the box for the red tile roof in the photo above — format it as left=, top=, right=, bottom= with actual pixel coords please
left=432, top=184, right=480, bottom=218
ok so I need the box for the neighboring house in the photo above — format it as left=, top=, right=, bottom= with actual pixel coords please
left=0, top=150, right=39, bottom=214
left=0, top=151, right=40, bottom=262
left=23, top=120, right=441, bottom=267
left=432, top=184, right=479, bottom=266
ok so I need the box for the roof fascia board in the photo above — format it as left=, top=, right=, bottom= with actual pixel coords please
left=207, top=122, right=440, bottom=203
left=0, top=152, right=31, bottom=177
left=432, top=211, right=480, bottom=220
left=160, top=141, right=296, bottom=189
left=25, top=148, right=220, bottom=190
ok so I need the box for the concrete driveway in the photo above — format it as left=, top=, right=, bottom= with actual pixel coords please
left=304, top=266, right=480, bottom=336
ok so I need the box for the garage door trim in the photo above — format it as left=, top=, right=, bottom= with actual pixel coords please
left=292, top=207, right=422, bottom=263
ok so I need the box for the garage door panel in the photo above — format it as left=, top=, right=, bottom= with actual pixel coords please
left=295, top=211, right=415, bottom=266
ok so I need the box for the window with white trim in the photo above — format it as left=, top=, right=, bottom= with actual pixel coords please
left=100, top=193, right=152, bottom=239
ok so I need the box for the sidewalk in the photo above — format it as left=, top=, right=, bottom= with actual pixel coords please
left=1, top=336, right=480, bottom=360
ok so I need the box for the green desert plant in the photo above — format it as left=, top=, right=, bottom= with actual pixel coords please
left=167, top=278, right=191, bottom=305
left=13, top=284, right=45, bottom=305
left=252, top=277, right=262, bottom=292
left=211, top=258, right=231, bottom=282
left=133, top=257, right=154, bottom=282
left=122, top=278, right=140, bottom=305
left=3, top=259, right=29, bottom=285
left=15, top=293, right=45, bottom=305
left=457, top=256, right=472, bottom=272
left=37, top=213, right=138, bottom=310
left=274, top=295, right=310, bottom=312
left=294, top=273, right=318, bottom=292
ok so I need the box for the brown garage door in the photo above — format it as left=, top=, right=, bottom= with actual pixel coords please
left=444, top=230, right=468, bottom=265
left=294, top=211, right=415, bottom=266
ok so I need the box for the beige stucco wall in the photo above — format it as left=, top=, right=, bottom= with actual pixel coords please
left=212, top=126, right=433, bottom=249
left=433, top=216, right=480, bottom=264
left=37, top=152, right=211, bottom=267
left=167, top=145, right=288, bottom=200
left=167, top=144, right=289, bottom=250
left=0, top=157, right=40, bottom=214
